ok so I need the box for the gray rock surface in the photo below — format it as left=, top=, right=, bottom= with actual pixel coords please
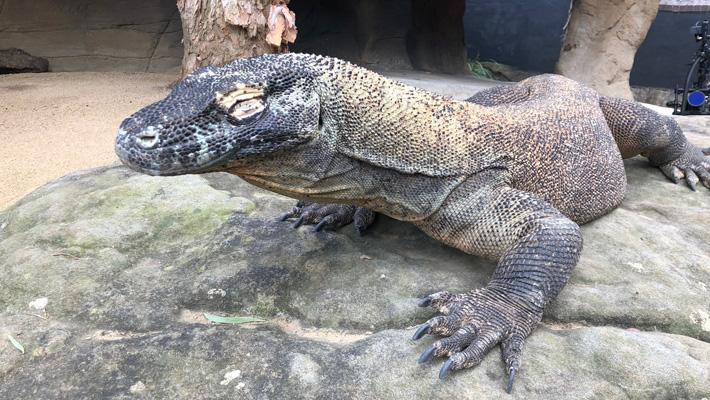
left=1, top=78, right=710, bottom=399
left=0, top=48, right=49, bottom=74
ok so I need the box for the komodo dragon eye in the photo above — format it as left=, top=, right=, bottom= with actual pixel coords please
left=217, top=87, right=265, bottom=121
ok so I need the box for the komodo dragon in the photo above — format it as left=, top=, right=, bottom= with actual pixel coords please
left=115, top=53, right=710, bottom=393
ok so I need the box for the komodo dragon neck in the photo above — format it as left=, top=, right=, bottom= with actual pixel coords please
left=315, top=60, right=506, bottom=176
left=228, top=58, right=509, bottom=196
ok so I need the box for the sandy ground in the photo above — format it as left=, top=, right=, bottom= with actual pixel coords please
left=0, top=70, right=179, bottom=210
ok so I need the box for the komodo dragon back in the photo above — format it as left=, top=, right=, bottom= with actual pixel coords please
left=115, top=53, right=710, bottom=393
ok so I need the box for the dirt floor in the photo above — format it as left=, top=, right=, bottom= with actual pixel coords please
left=0, top=70, right=179, bottom=210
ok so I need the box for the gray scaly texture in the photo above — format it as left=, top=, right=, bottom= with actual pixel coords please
left=115, top=53, right=710, bottom=393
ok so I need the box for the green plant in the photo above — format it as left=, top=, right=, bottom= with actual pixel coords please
left=467, top=56, right=495, bottom=80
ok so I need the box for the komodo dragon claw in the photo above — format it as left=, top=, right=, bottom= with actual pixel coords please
left=418, top=345, right=436, bottom=363
left=439, top=359, right=454, bottom=379
left=418, top=296, right=432, bottom=307
left=412, top=323, right=430, bottom=340
left=507, top=369, right=516, bottom=394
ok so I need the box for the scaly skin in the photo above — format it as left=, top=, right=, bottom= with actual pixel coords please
left=115, top=53, right=710, bottom=393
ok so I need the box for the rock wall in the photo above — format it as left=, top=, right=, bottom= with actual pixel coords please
left=407, top=0, right=470, bottom=75
left=0, top=0, right=183, bottom=72
left=464, top=0, right=571, bottom=74
left=556, top=0, right=660, bottom=99
left=290, top=0, right=412, bottom=70
left=289, top=0, right=470, bottom=74
left=0, top=0, right=469, bottom=74
left=631, top=85, right=675, bottom=106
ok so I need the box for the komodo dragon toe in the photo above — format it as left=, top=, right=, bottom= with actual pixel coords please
left=656, top=143, right=710, bottom=190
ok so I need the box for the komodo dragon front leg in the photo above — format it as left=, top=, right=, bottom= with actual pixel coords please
left=408, top=171, right=582, bottom=393
left=282, top=171, right=581, bottom=394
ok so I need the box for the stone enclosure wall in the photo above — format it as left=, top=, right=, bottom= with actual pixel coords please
left=290, top=0, right=470, bottom=74
left=0, top=0, right=469, bottom=74
left=0, top=0, right=184, bottom=72
left=466, top=0, right=710, bottom=91
left=464, top=0, right=570, bottom=75
left=632, top=7, right=710, bottom=89
left=2, top=0, right=701, bottom=93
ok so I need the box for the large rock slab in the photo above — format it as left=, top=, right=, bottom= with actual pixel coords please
left=1, top=318, right=708, bottom=399
left=0, top=48, right=49, bottom=74
left=1, top=79, right=710, bottom=397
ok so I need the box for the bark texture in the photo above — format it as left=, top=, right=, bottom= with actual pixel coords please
left=178, top=0, right=277, bottom=78
left=556, top=0, right=660, bottom=99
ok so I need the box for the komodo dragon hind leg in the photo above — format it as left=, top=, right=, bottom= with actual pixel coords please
left=411, top=177, right=582, bottom=394
left=600, top=96, right=710, bottom=190
left=280, top=201, right=376, bottom=236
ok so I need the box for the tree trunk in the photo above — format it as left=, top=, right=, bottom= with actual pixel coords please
left=177, top=0, right=277, bottom=78
left=555, top=0, right=659, bottom=99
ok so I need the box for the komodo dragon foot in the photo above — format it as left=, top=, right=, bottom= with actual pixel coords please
left=413, top=288, right=541, bottom=394
left=280, top=201, right=376, bottom=236
left=655, top=144, right=710, bottom=191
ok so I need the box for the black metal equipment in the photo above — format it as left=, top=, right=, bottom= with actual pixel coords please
left=668, top=20, right=710, bottom=115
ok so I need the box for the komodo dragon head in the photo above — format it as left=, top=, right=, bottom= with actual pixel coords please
left=115, top=54, right=322, bottom=175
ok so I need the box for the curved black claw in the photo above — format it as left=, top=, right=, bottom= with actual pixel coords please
left=688, top=179, right=697, bottom=191
left=355, top=226, right=364, bottom=237
left=293, top=216, right=305, bottom=228
left=418, top=346, right=436, bottom=364
left=672, top=176, right=679, bottom=184
left=439, top=359, right=454, bottom=379
left=418, top=296, right=432, bottom=308
left=506, top=369, right=516, bottom=394
left=314, top=219, right=328, bottom=232
left=412, top=323, right=430, bottom=340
